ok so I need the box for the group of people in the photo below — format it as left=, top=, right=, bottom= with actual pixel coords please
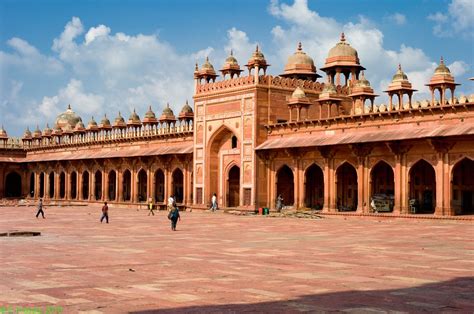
left=34, top=195, right=181, bottom=231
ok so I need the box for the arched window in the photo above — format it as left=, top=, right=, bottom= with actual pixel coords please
left=231, top=136, right=238, bottom=149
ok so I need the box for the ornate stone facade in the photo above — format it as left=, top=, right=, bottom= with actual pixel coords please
left=1, top=35, right=473, bottom=215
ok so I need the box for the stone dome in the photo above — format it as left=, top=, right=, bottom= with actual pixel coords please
left=127, top=109, right=142, bottom=126
left=55, top=104, right=82, bottom=130
left=356, top=71, right=371, bottom=87
left=246, top=45, right=269, bottom=70
left=200, top=57, right=216, bottom=75
left=42, top=124, right=52, bottom=137
left=434, top=57, right=451, bottom=75
left=0, top=125, right=8, bottom=139
left=33, top=125, right=42, bottom=138
left=160, top=103, right=177, bottom=122
left=292, top=86, right=307, bottom=99
left=286, top=43, right=315, bottom=69
left=392, top=64, right=408, bottom=82
left=328, top=33, right=358, bottom=59
left=322, top=82, right=337, bottom=93
left=113, top=112, right=126, bottom=128
left=74, top=120, right=86, bottom=133
left=224, top=50, right=239, bottom=66
left=179, top=100, right=194, bottom=120
left=99, top=114, right=112, bottom=129
left=22, top=127, right=32, bottom=139
left=144, top=106, right=156, bottom=119
left=87, top=116, right=99, bottom=131
left=52, top=123, right=63, bottom=136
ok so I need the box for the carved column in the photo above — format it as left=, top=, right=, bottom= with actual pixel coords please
left=104, top=169, right=109, bottom=202
left=429, top=139, right=455, bottom=215
left=320, top=147, right=336, bottom=212
left=351, top=144, right=373, bottom=213
left=117, top=169, right=123, bottom=202
left=387, top=142, right=412, bottom=214
left=78, top=171, right=83, bottom=200
left=65, top=171, right=71, bottom=200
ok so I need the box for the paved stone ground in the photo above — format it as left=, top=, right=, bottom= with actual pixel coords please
left=0, top=205, right=473, bottom=313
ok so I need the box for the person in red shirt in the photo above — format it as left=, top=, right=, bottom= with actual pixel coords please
left=100, top=202, right=109, bottom=224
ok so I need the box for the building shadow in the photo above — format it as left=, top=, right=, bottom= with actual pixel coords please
left=129, top=276, right=474, bottom=313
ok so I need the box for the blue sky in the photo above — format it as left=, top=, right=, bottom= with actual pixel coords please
left=1, top=0, right=473, bottom=136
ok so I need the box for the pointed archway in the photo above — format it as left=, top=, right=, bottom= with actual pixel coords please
left=70, top=171, right=77, bottom=199
left=304, top=164, right=324, bottom=209
left=451, top=158, right=474, bottom=215
left=370, top=161, right=394, bottom=212
left=49, top=172, right=55, bottom=199
left=336, top=162, right=358, bottom=211
left=123, top=170, right=131, bottom=201
left=227, top=165, right=240, bottom=207
left=5, top=171, right=21, bottom=198
left=137, top=169, right=147, bottom=202
left=39, top=173, right=45, bottom=198
left=409, top=160, right=436, bottom=214
left=82, top=171, right=89, bottom=200
left=172, top=168, right=184, bottom=203
left=276, top=165, right=294, bottom=207
left=154, top=169, right=165, bottom=202
left=108, top=170, right=116, bottom=201
left=94, top=171, right=102, bottom=200
left=29, top=173, right=35, bottom=197
left=59, top=172, right=66, bottom=199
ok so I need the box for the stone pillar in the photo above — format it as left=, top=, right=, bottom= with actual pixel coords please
left=429, top=139, right=455, bottom=215
left=34, top=172, right=40, bottom=199
left=65, top=171, right=71, bottom=200
left=393, top=155, right=402, bottom=214
left=131, top=168, right=137, bottom=203
left=356, top=158, right=365, bottom=213
left=54, top=172, right=59, bottom=199
left=147, top=168, right=152, bottom=202
left=89, top=172, right=94, bottom=201
left=104, top=170, right=109, bottom=201
left=45, top=173, right=50, bottom=200
left=78, top=172, right=83, bottom=200
left=117, top=170, right=123, bottom=202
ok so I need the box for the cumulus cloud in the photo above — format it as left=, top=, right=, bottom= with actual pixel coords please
left=388, top=13, right=407, bottom=25
left=268, top=0, right=468, bottom=102
left=85, top=25, right=111, bottom=45
left=428, top=0, right=474, bottom=38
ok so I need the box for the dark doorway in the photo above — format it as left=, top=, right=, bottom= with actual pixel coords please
left=39, top=173, right=45, bottom=198
left=29, top=173, right=35, bottom=197
left=49, top=172, right=55, bottom=198
left=451, top=158, right=474, bottom=215
left=409, top=159, right=436, bottom=214
left=370, top=161, right=394, bottom=212
left=336, top=162, right=358, bottom=211
left=154, top=169, right=165, bottom=202
left=227, top=165, right=240, bottom=207
left=305, top=164, right=324, bottom=209
left=123, top=170, right=131, bottom=201
left=108, top=170, right=116, bottom=201
left=82, top=171, right=89, bottom=200
left=59, top=172, right=66, bottom=199
left=172, top=168, right=184, bottom=203
left=276, top=165, right=294, bottom=206
left=137, top=169, right=147, bottom=202
left=5, top=172, right=22, bottom=197
left=94, top=171, right=102, bottom=200
left=70, top=172, right=77, bottom=199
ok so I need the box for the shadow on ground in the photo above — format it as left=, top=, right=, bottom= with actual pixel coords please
left=130, top=277, right=474, bottom=313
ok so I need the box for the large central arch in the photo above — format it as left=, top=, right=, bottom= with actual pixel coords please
left=137, top=169, right=147, bottom=202
left=409, top=159, right=436, bottom=214
left=276, top=165, right=294, bottom=207
left=207, top=125, right=239, bottom=206
left=172, top=168, right=184, bottom=203
left=154, top=169, right=165, bottom=202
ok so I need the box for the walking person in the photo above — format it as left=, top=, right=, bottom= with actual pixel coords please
left=210, top=193, right=218, bottom=211
left=35, top=198, right=45, bottom=219
left=167, top=195, right=175, bottom=212
left=148, top=198, right=155, bottom=216
left=100, top=201, right=109, bottom=223
left=168, top=206, right=181, bottom=231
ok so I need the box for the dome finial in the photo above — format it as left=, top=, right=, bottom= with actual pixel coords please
left=340, top=32, right=346, bottom=42
left=67, top=104, right=71, bottom=110
left=195, top=62, right=199, bottom=71
left=206, top=56, right=209, bottom=62
left=440, top=56, right=444, bottom=64
left=398, top=63, right=402, bottom=71
left=230, top=49, right=233, bottom=56
left=297, top=42, right=302, bottom=51
left=256, top=44, right=259, bottom=52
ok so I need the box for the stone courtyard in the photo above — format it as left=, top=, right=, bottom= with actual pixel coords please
left=0, top=205, right=473, bottom=313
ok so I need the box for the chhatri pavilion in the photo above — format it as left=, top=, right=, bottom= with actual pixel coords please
left=1, top=34, right=473, bottom=216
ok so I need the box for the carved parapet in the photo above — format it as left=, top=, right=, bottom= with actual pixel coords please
left=196, top=75, right=255, bottom=93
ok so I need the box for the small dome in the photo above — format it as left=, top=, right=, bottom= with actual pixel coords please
left=52, top=123, right=63, bottom=136
left=246, top=45, right=269, bottom=69
left=224, top=50, right=239, bottom=66
left=99, top=114, right=112, bottom=129
left=434, top=57, right=451, bottom=75
left=22, top=127, right=32, bottom=139
left=392, top=64, right=408, bottom=82
left=74, top=120, right=86, bottom=133
left=356, top=71, right=371, bottom=87
left=87, top=116, right=99, bottom=131
left=33, top=125, right=42, bottom=138
left=144, top=106, right=156, bottom=119
left=0, top=125, right=8, bottom=139
left=200, top=57, right=217, bottom=76
left=322, top=82, right=337, bottom=93
left=127, top=109, right=142, bottom=125
left=179, top=100, right=194, bottom=120
left=113, top=112, right=126, bottom=128
left=55, top=104, right=82, bottom=130
left=286, top=43, right=315, bottom=68
left=292, top=86, right=307, bottom=99
left=328, top=33, right=358, bottom=59
left=160, top=103, right=177, bottom=122
left=42, top=124, right=52, bottom=137
left=220, top=50, right=243, bottom=77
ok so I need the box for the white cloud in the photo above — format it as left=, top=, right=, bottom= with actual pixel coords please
left=388, top=13, right=407, bottom=25
left=428, top=0, right=474, bottom=38
left=268, top=0, right=469, bottom=103
left=38, top=79, right=104, bottom=119
left=85, top=25, right=111, bottom=45
left=52, top=17, right=84, bottom=58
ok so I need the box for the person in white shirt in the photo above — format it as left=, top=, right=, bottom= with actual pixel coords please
left=168, top=195, right=175, bottom=212
left=210, top=193, right=218, bottom=211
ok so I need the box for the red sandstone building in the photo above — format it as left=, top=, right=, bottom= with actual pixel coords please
left=1, top=34, right=473, bottom=216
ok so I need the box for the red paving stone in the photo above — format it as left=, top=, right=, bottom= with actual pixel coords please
left=0, top=205, right=473, bottom=313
